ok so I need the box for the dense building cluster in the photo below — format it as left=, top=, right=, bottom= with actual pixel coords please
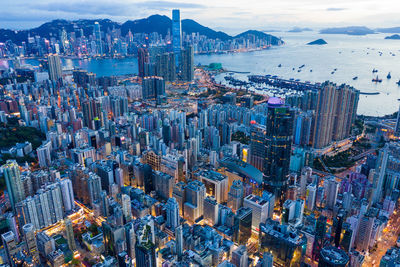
left=0, top=8, right=399, bottom=267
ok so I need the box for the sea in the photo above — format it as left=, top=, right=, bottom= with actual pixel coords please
left=20, top=31, right=400, bottom=117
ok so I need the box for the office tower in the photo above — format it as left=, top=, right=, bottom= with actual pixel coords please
left=355, top=214, right=375, bottom=251
left=235, top=207, right=252, bottom=245
left=87, top=173, right=102, bottom=207
left=243, top=194, right=269, bottom=231
left=154, top=171, right=174, bottom=200
left=135, top=225, right=156, bottom=267
left=22, top=223, right=39, bottom=262
left=175, top=225, right=183, bottom=260
left=203, top=196, right=219, bottom=226
left=125, top=223, right=136, bottom=260
left=96, top=164, right=114, bottom=193
left=155, top=52, right=176, bottom=81
left=165, top=197, right=180, bottom=229
left=249, top=123, right=266, bottom=172
left=37, top=140, right=52, bottom=168
left=325, top=177, right=339, bottom=209
left=138, top=47, right=149, bottom=77
left=259, top=219, right=307, bottom=266
left=94, top=22, right=103, bottom=55
left=263, top=97, right=293, bottom=197
left=312, top=82, right=359, bottom=148
left=300, top=167, right=312, bottom=197
left=2, top=231, right=18, bottom=264
left=59, top=179, right=75, bottom=212
left=306, top=183, right=317, bottom=211
left=102, top=222, right=127, bottom=256
left=184, top=180, right=206, bottom=223
left=172, top=9, right=181, bottom=67
left=2, top=160, right=24, bottom=210
left=64, top=218, right=76, bottom=251
left=180, top=46, right=194, bottom=81
left=121, top=194, right=132, bottom=222
left=172, top=182, right=186, bottom=216
left=227, top=180, right=244, bottom=212
left=318, top=246, right=349, bottom=267
left=262, top=252, right=274, bottom=267
left=282, top=199, right=296, bottom=223
left=36, top=232, right=56, bottom=258
left=48, top=54, right=63, bottom=81
left=142, top=76, right=165, bottom=100
left=48, top=249, right=64, bottom=266
left=231, top=245, right=248, bottom=267
left=195, top=170, right=228, bottom=203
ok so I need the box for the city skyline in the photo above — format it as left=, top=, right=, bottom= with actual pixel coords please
left=1, top=0, right=400, bottom=33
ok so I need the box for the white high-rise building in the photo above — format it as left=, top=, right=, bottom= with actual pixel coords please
left=121, top=194, right=132, bottom=221
left=243, top=194, right=269, bottom=231
left=325, top=177, right=339, bottom=209
left=306, top=183, right=317, bottom=211
left=37, top=141, right=52, bottom=168
left=47, top=54, right=63, bottom=81
left=59, top=179, right=75, bottom=212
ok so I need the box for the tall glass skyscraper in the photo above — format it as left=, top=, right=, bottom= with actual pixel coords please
left=172, top=9, right=182, bottom=67
left=263, top=97, right=293, bottom=199
left=94, top=22, right=103, bottom=55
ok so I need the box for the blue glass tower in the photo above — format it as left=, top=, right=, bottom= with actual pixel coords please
left=172, top=9, right=182, bottom=67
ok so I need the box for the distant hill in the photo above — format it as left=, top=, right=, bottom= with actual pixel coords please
left=320, top=26, right=375, bottom=35
left=377, top=27, right=400, bottom=33
left=288, top=27, right=313, bottom=33
left=234, top=30, right=283, bottom=45
left=307, top=39, right=327, bottom=45
left=0, top=15, right=282, bottom=45
left=385, top=34, right=400, bottom=40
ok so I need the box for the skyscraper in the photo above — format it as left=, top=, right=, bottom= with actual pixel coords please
left=2, top=160, right=24, bottom=210
left=165, top=197, right=180, bottom=229
left=172, top=9, right=182, bottom=67
left=138, top=47, right=150, bottom=78
left=135, top=225, right=157, bottom=267
left=48, top=54, right=63, bottom=81
left=180, top=46, right=194, bottom=81
left=64, top=218, right=76, bottom=251
left=94, top=22, right=103, bottom=55
left=263, top=97, right=293, bottom=197
left=1, top=231, right=18, bottom=264
left=312, top=82, right=359, bottom=148
left=22, top=223, right=39, bottom=262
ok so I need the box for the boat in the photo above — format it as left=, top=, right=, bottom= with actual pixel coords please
left=310, top=70, right=313, bottom=72
left=387, top=72, right=392, bottom=79
left=334, top=68, right=337, bottom=71
left=299, top=64, right=305, bottom=68
left=298, top=70, right=301, bottom=72
left=292, top=68, right=295, bottom=70
left=278, top=64, right=282, bottom=67
left=372, top=76, right=382, bottom=83
left=331, top=71, right=335, bottom=74
left=397, top=80, right=400, bottom=86
left=353, top=76, right=358, bottom=80
left=372, top=69, right=378, bottom=73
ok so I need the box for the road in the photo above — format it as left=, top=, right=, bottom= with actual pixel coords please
left=363, top=210, right=400, bottom=266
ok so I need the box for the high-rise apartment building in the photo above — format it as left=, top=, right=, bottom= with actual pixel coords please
left=47, top=54, right=63, bottom=81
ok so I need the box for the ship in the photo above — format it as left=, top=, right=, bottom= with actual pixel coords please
left=372, top=76, right=382, bottom=83
left=372, top=69, right=378, bottom=73
left=387, top=72, right=392, bottom=79
left=353, top=76, right=358, bottom=80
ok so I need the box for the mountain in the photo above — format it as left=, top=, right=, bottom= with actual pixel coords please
left=320, top=26, right=375, bottom=35
left=385, top=34, right=400, bottom=40
left=307, top=39, right=327, bottom=45
left=0, top=15, right=282, bottom=45
left=234, top=30, right=283, bottom=45
left=377, top=27, right=400, bottom=33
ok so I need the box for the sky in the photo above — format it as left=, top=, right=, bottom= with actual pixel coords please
left=1, top=0, right=400, bottom=34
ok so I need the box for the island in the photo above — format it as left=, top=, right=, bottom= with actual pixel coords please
left=385, top=34, right=400, bottom=40
left=307, top=39, right=327, bottom=45
left=288, top=27, right=313, bottom=33
left=320, top=26, right=375, bottom=35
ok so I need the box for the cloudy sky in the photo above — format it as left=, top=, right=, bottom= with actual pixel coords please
left=2, top=0, right=399, bottom=33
